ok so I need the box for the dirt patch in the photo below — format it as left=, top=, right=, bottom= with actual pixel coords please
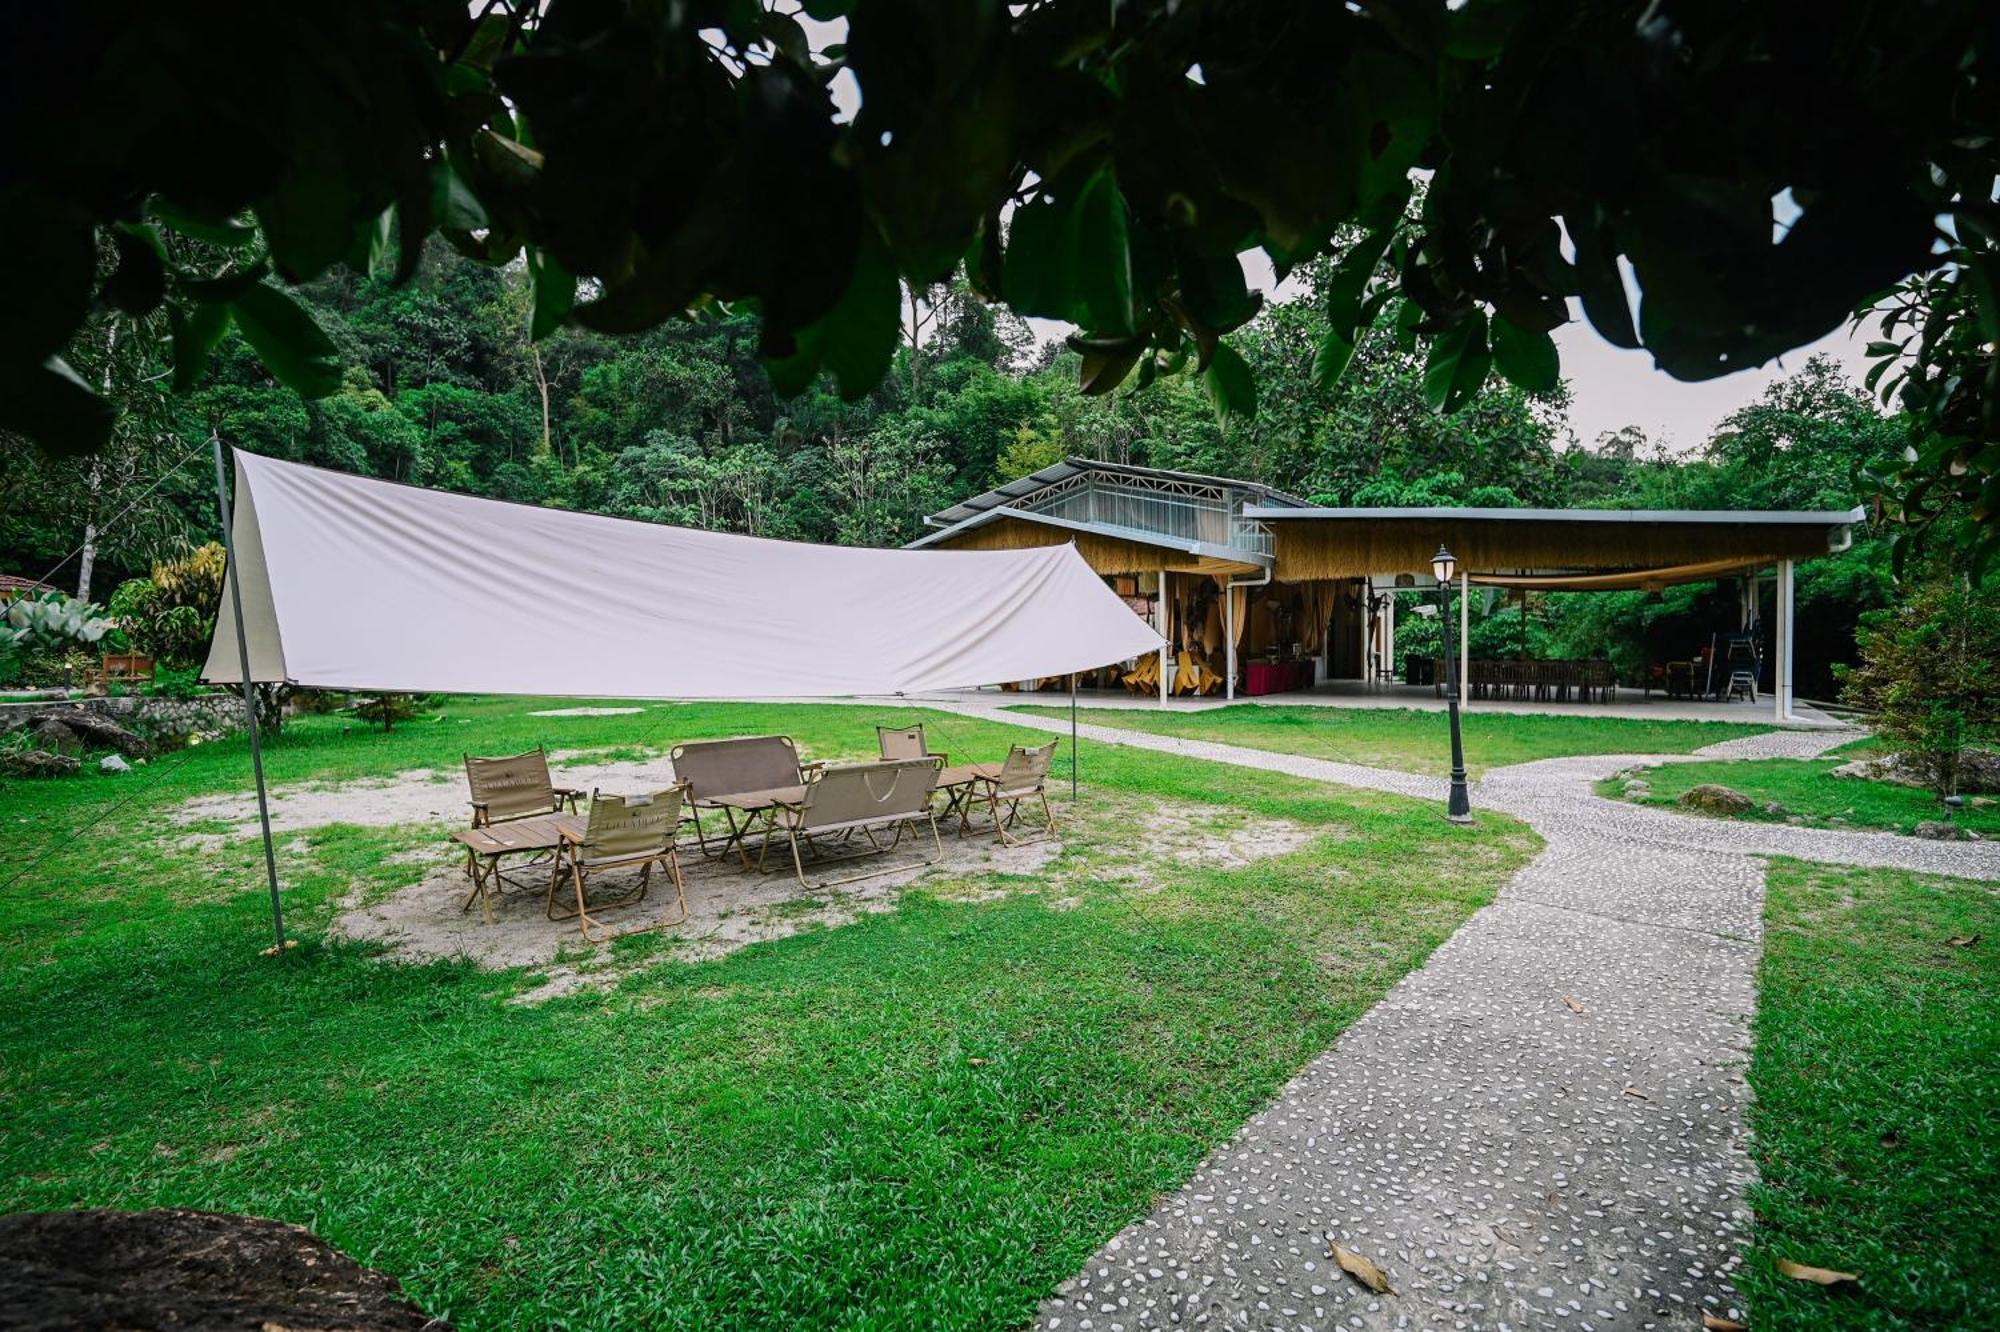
left=333, top=825, right=1061, bottom=998
left=528, top=706, right=645, bottom=716
left=169, top=753, right=683, bottom=844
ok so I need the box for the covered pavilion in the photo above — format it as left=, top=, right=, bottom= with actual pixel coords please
left=909, top=459, right=1865, bottom=722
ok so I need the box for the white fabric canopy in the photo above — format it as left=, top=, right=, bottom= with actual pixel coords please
left=202, top=449, right=1162, bottom=698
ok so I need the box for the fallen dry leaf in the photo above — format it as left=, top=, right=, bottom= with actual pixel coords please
left=1702, top=1315, right=1747, bottom=1331
left=966, top=1057, right=989, bottom=1066
left=1326, top=1236, right=1395, bottom=1294
left=1560, top=994, right=1586, bottom=1015
left=1946, top=934, right=1980, bottom=948
left=1777, top=1259, right=1859, bottom=1286
left=1622, top=1086, right=1649, bottom=1100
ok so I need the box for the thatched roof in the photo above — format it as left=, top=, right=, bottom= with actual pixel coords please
left=1246, top=505, right=1864, bottom=581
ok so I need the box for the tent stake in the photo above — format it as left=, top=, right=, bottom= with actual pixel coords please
left=1070, top=672, right=1078, bottom=802
left=211, top=435, right=286, bottom=955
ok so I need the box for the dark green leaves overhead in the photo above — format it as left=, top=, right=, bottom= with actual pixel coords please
left=227, top=284, right=342, bottom=399
left=1, top=0, right=1996, bottom=559
left=0, top=358, right=116, bottom=456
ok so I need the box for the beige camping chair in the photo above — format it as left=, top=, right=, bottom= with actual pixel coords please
left=962, top=741, right=1060, bottom=846
left=549, top=785, right=689, bottom=943
left=758, top=758, right=943, bottom=889
left=670, top=734, right=818, bottom=862
left=464, top=747, right=581, bottom=827
left=877, top=724, right=947, bottom=767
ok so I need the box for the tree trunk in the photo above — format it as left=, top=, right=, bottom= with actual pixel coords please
left=532, top=344, right=553, bottom=457
left=76, top=320, right=121, bottom=603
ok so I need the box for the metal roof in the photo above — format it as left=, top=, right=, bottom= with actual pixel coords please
left=906, top=505, right=1270, bottom=567
left=1242, top=504, right=1867, bottom=525
left=924, top=457, right=1311, bottom=530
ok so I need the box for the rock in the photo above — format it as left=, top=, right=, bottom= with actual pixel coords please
left=2, top=749, right=80, bottom=778
left=1621, top=780, right=1651, bottom=797
left=1678, top=783, right=1755, bottom=816
left=0, top=1207, right=451, bottom=1331
left=1785, top=815, right=1807, bottom=825
left=1913, top=820, right=1970, bottom=841
left=30, top=719, right=80, bottom=753
left=19, top=707, right=152, bottom=759
left=98, top=754, right=130, bottom=773
left=1761, top=801, right=1787, bottom=817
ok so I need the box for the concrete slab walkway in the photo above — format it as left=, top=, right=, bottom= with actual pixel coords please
left=929, top=702, right=1998, bottom=1331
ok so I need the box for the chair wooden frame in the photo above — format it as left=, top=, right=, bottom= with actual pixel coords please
left=757, top=759, right=944, bottom=890
left=465, top=746, right=582, bottom=828
left=548, top=785, right=690, bottom=944
left=961, top=741, right=1060, bottom=846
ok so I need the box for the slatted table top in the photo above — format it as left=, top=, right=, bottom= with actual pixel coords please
left=451, top=813, right=585, bottom=856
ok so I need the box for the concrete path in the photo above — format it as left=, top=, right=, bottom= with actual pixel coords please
left=929, top=702, right=1997, bottom=1331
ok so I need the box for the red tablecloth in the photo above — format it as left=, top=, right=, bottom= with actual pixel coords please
left=1244, top=660, right=1309, bottom=696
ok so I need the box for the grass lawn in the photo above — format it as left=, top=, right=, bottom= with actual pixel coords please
left=1743, top=860, right=1999, bottom=1328
left=1014, top=702, right=1771, bottom=777
left=1598, top=754, right=1999, bottom=838
left=0, top=698, right=1537, bottom=1330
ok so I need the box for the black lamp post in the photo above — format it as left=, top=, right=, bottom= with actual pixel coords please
left=1433, top=544, right=1473, bottom=823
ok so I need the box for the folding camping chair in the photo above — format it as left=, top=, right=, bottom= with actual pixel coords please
left=549, top=785, right=689, bottom=943
left=757, top=758, right=944, bottom=890
left=961, top=741, right=1060, bottom=846
left=670, top=734, right=817, bottom=863
left=464, top=746, right=582, bottom=827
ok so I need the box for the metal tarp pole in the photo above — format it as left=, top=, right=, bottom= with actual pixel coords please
left=1070, top=672, right=1079, bottom=802
left=211, top=435, right=286, bottom=954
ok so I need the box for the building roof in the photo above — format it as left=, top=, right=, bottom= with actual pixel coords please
left=1243, top=504, right=1867, bottom=526
left=905, top=505, right=1266, bottom=572
left=925, top=457, right=1311, bottom=530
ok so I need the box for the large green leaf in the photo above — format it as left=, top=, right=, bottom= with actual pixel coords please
left=1203, top=341, right=1257, bottom=426
left=1422, top=310, right=1492, bottom=414
left=1002, top=164, right=1135, bottom=336
left=228, top=283, right=342, bottom=399
left=1490, top=313, right=1560, bottom=394
left=763, top=228, right=900, bottom=401
left=169, top=301, right=231, bottom=393
left=527, top=248, right=574, bottom=341
left=1313, top=327, right=1356, bottom=390
left=0, top=358, right=115, bottom=456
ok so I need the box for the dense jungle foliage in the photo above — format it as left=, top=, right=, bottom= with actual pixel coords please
left=0, top=243, right=1911, bottom=696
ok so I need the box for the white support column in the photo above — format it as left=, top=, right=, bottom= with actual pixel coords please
left=1158, top=566, right=1170, bottom=705
left=1774, top=558, right=1795, bottom=722
left=1223, top=584, right=1236, bottom=701
left=1459, top=569, right=1471, bottom=710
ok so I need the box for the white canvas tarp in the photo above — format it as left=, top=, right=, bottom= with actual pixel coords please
left=202, top=449, right=1162, bottom=698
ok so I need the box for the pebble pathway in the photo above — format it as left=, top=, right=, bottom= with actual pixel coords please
left=930, top=702, right=1999, bottom=1331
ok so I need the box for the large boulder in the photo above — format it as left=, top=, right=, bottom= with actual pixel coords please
left=24, top=707, right=152, bottom=759
left=1, top=749, right=80, bottom=778
left=1679, top=783, right=1755, bottom=816
left=0, top=1208, right=450, bottom=1331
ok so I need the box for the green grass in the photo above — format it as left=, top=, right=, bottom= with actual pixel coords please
left=1599, top=756, right=1999, bottom=838
left=1744, top=861, right=1999, bottom=1328
left=0, top=697, right=1537, bottom=1330
left=1014, top=702, right=1771, bottom=777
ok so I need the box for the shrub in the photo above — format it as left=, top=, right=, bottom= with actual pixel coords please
left=1841, top=577, right=2000, bottom=798
left=2, top=591, right=117, bottom=688
left=113, top=544, right=226, bottom=668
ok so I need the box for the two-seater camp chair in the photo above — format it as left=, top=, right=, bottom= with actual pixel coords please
left=549, top=785, right=689, bottom=943
left=757, top=758, right=943, bottom=889
left=960, top=741, right=1060, bottom=846
left=670, top=734, right=817, bottom=864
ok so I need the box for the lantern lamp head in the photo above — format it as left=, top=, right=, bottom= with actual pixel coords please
left=1430, top=545, right=1457, bottom=585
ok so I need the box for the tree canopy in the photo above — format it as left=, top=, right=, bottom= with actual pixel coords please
left=4, top=1, right=1995, bottom=560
